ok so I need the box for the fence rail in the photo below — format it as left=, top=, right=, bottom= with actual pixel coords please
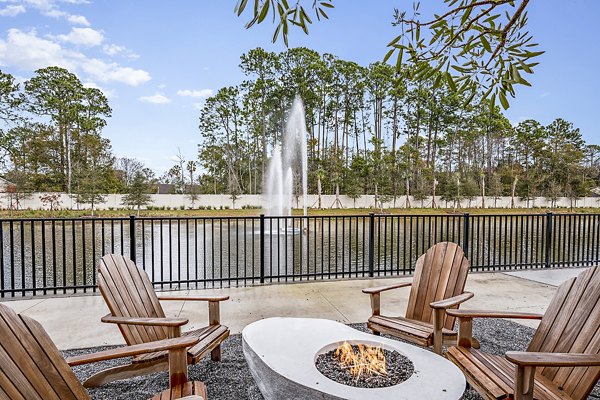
left=1, top=212, right=599, bottom=297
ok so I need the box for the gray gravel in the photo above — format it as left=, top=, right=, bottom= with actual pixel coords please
left=65, top=319, right=599, bottom=400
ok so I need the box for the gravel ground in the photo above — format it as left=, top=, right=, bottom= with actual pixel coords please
left=65, top=319, right=600, bottom=400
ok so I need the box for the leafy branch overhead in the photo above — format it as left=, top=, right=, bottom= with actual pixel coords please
left=387, top=0, right=542, bottom=109
left=235, top=0, right=333, bottom=46
left=236, top=0, right=542, bottom=109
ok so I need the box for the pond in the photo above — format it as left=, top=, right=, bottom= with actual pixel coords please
left=1, top=213, right=598, bottom=297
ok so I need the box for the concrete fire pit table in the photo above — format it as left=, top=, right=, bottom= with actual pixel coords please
left=242, top=317, right=466, bottom=400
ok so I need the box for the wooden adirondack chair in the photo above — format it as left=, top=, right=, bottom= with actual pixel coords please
left=445, top=266, right=600, bottom=400
left=89, top=254, right=230, bottom=388
left=363, top=242, right=474, bottom=354
left=0, top=302, right=207, bottom=400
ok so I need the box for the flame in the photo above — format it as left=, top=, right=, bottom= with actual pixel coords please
left=334, top=342, right=387, bottom=380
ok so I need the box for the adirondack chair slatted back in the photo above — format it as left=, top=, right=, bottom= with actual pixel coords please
left=405, top=242, right=470, bottom=330
left=527, top=266, right=600, bottom=399
left=0, top=303, right=89, bottom=400
left=98, top=254, right=169, bottom=345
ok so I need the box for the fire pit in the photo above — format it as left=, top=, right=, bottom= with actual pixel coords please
left=315, top=340, right=414, bottom=388
left=242, top=317, right=465, bottom=400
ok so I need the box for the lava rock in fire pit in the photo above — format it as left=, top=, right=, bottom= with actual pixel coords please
left=315, top=344, right=415, bottom=389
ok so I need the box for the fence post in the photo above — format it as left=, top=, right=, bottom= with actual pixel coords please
left=368, top=212, right=375, bottom=277
left=545, top=212, right=553, bottom=268
left=129, top=215, right=136, bottom=263
left=259, top=214, right=265, bottom=284
left=462, top=213, right=470, bottom=259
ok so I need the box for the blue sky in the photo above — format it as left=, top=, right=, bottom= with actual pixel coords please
left=0, top=0, right=598, bottom=174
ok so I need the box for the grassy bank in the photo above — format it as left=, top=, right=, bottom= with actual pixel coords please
left=1, top=207, right=599, bottom=218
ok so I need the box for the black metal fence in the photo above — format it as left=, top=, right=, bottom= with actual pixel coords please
left=1, top=212, right=599, bottom=297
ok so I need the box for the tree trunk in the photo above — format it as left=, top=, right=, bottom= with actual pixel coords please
left=511, top=176, right=519, bottom=209
left=317, top=175, right=322, bottom=209
left=481, top=174, right=486, bottom=208
left=405, top=177, right=411, bottom=209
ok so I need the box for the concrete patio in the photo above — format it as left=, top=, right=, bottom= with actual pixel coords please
left=0, top=267, right=586, bottom=350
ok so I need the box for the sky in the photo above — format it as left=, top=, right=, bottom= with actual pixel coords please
left=0, top=0, right=599, bottom=174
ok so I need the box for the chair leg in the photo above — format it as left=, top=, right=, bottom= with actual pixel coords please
left=83, top=359, right=168, bottom=388
left=211, top=345, right=222, bottom=361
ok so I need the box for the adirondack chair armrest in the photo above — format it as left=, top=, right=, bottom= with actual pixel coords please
left=157, top=295, right=227, bottom=326
left=101, top=314, right=189, bottom=327
left=158, top=295, right=230, bottom=302
left=445, top=310, right=544, bottom=320
left=429, top=292, right=474, bottom=355
left=362, top=282, right=412, bottom=317
left=362, top=282, right=412, bottom=294
left=504, top=352, right=600, bottom=399
left=66, top=336, right=199, bottom=366
left=447, top=310, right=543, bottom=349
left=506, top=352, right=600, bottom=367
left=430, top=292, right=474, bottom=309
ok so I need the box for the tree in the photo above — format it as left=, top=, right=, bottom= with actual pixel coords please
left=116, top=157, right=145, bottom=189
left=236, top=1, right=541, bottom=108
left=0, top=70, right=23, bottom=127
left=24, top=67, right=112, bottom=193
left=186, top=160, right=199, bottom=207
left=39, top=193, right=62, bottom=210
left=72, top=168, right=107, bottom=216
left=122, top=170, right=154, bottom=215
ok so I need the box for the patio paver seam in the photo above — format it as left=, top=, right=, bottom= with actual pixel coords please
left=316, top=290, right=351, bottom=323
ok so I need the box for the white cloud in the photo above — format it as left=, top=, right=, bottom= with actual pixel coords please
left=82, top=81, right=115, bottom=98
left=66, top=14, right=89, bottom=25
left=0, top=4, right=26, bottom=16
left=139, top=93, right=171, bottom=104
left=102, top=43, right=139, bottom=59
left=177, top=88, right=213, bottom=98
left=58, top=27, right=103, bottom=46
left=82, top=58, right=150, bottom=86
left=0, top=28, right=78, bottom=70
left=23, top=0, right=90, bottom=25
left=0, top=28, right=151, bottom=86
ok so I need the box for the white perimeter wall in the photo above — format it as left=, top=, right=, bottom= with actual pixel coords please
left=3, top=193, right=600, bottom=211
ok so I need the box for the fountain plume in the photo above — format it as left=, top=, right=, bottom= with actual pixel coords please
left=264, top=96, right=308, bottom=217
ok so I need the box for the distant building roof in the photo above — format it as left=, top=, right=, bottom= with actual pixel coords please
left=156, top=183, right=176, bottom=194
left=592, top=187, right=600, bottom=197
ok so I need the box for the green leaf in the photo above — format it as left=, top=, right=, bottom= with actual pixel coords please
left=257, top=0, right=270, bottom=23
left=300, top=7, right=312, bottom=24
left=272, top=24, right=281, bottom=43
left=445, top=72, right=457, bottom=92
left=383, top=48, right=395, bottom=64
left=387, top=35, right=401, bottom=47
left=480, top=35, right=491, bottom=52
left=464, top=89, right=476, bottom=105
left=396, top=47, right=404, bottom=69
left=489, top=93, right=497, bottom=111
left=498, top=91, right=509, bottom=109
left=236, top=0, right=249, bottom=16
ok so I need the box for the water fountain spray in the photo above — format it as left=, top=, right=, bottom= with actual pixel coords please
left=264, top=96, right=308, bottom=219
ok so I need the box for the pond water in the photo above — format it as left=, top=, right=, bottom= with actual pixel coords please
left=1, top=214, right=598, bottom=296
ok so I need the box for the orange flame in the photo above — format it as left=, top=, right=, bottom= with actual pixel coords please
left=334, top=342, right=387, bottom=380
